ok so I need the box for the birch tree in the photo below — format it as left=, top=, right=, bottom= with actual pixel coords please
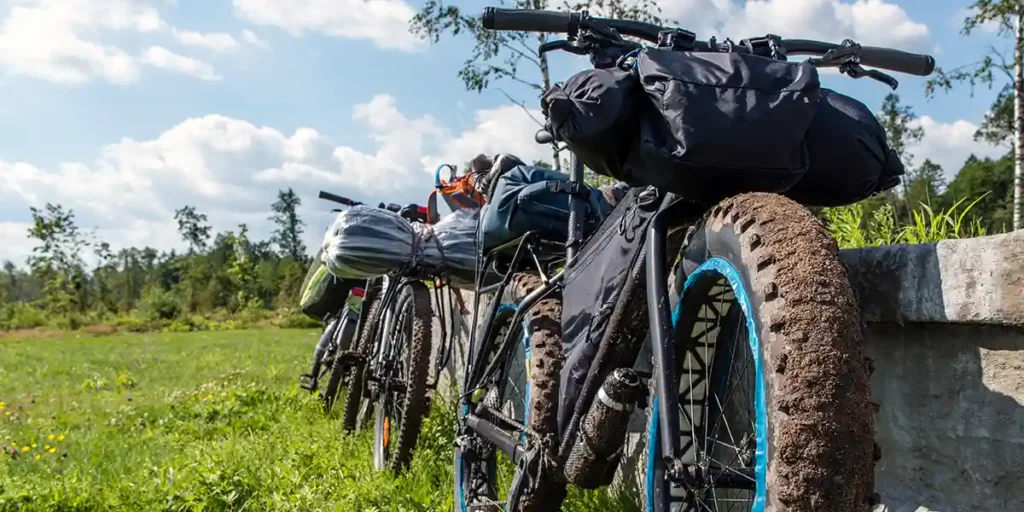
left=410, top=0, right=665, bottom=171
left=926, top=0, right=1024, bottom=229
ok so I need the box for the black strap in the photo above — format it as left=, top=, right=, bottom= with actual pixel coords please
left=546, top=180, right=587, bottom=197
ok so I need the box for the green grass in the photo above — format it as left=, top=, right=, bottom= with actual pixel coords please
left=0, top=330, right=637, bottom=511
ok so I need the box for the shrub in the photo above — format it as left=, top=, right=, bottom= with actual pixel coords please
left=0, top=302, right=48, bottom=330
left=277, top=311, right=321, bottom=329
left=139, top=287, right=182, bottom=321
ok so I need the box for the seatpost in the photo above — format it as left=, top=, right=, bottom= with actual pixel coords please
left=565, top=150, right=585, bottom=267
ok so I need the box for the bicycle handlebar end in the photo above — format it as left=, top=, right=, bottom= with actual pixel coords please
left=858, top=46, right=935, bottom=77
left=482, top=6, right=496, bottom=30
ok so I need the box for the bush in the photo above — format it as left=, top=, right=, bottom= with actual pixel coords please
left=113, top=314, right=150, bottom=333
left=277, top=311, right=322, bottom=329
left=0, top=302, right=48, bottom=330
left=139, top=287, right=182, bottom=321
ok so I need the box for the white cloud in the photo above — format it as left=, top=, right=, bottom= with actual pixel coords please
left=241, top=29, right=269, bottom=48
left=142, top=46, right=220, bottom=80
left=232, top=0, right=420, bottom=51
left=660, top=0, right=931, bottom=50
left=0, top=0, right=160, bottom=84
left=0, top=96, right=548, bottom=259
left=0, top=0, right=264, bottom=84
left=0, top=222, right=33, bottom=267
left=173, top=29, right=240, bottom=53
left=907, top=116, right=1005, bottom=179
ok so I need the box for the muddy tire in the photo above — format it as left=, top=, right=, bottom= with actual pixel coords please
left=374, top=281, right=434, bottom=473
left=341, top=290, right=383, bottom=432
left=645, top=193, right=875, bottom=512
left=454, top=273, right=566, bottom=512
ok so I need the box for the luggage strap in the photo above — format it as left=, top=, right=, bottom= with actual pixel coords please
left=545, top=180, right=588, bottom=197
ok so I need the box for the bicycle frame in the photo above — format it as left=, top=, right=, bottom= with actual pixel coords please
left=461, top=149, right=707, bottom=475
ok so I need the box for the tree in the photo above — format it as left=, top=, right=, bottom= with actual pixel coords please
left=876, top=93, right=925, bottom=224
left=269, top=188, right=306, bottom=262
left=942, top=153, right=1015, bottom=232
left=905, top=159, right=946, bottom=210
left=926, top=0, right=1023, bottom=229
left=27, top=204, right=88, bottom=314
left=174, top=206, right=212, bottom=254
left=411, top=0, right=665, bottom=171
left=3, top=261, right=18, bottom=302
left=91, top=240, right=117, bottom=313
left=226, top=224, right=261, bottom=310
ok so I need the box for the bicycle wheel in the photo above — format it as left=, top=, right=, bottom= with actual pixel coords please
left=340, top=283, right=383, bottom=432
left=372, top=281, right=433, bottom=472
left=321, top=307, right=359, bottom=412
left=454, top=273, right=565, bottom=512
left=644, top=193, right=876, bottom=512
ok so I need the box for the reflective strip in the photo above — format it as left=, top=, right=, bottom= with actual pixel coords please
left=597, top=386, right=626, bottom=412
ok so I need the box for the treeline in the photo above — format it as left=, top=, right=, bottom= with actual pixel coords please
left=824, top=92, right=1016, bottom=246
left=0, top=189, right=317, bottom=332
left=1, top=91, right=1017, bottom=333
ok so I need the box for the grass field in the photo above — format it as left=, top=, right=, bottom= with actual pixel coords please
left=0, top=329, right=638, bottom=511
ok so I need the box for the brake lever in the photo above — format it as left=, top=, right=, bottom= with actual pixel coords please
left=539, top=40, right=587, bottom=56
left=840, top=62, right=899, bottom=90
left=806, top=39, right=861, bottom=67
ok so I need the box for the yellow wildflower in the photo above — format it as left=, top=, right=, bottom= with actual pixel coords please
left=47, top=447, right=56, bottom=454
left=34, top=454, right=40, bottom=460
left=47, top=434, right=55, bottom=441
left=3, top=411, right=9, bottom=416
left=44, top=445, right=50, bottom=450
left=57, top=434, right=65, bottom=442
left=0, top=401, right=5, bottom=410
left=31, top=443, right=37, bottom=448
left=20, top=446, right=29, bottom=452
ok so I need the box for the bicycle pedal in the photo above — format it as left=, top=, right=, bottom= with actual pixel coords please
left=298, top=374, right=316, bottom=391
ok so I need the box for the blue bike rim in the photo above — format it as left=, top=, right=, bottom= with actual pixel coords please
left=645, top=257, right=767, bottom=511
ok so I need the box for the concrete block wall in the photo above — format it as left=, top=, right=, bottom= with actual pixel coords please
left=431, top=231, right=1024, bottom=512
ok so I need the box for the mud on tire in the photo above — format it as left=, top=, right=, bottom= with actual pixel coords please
left=379, top=281, right=434, bottom=472
left=646, top=192, right=875, bottom=512
left=454, top=272, right=566, bottom=512
left=341, top=290, right=383, bottom=432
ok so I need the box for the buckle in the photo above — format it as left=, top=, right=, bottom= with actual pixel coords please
left=546, top=180, right=584, bottom=196
left=657, top=29, right=696, bottom=51
left=741, top=34, right=784, bottom=59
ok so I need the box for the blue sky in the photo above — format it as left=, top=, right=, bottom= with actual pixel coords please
left=0, top=0, right=1015, bottom=264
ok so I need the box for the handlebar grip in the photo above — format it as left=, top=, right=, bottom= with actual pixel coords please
left=482, top=7, right=574, bottom=33
left=318, top=191, right=359, bottom=206
left=858, top=46, right=935, bottom=76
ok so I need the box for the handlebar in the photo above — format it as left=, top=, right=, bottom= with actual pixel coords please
left=481, top=7, right=934, bottom=77
left=318, top=190, right=361, bottom=207
left=320, top=190, right=428, bottom=223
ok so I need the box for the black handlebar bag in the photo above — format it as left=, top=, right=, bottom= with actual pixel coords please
left=625, top=49, right=821, bottom=203
left=542, top=66, right=640, bottom=182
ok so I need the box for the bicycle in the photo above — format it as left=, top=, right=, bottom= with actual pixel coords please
left=454, top=7, right=935, bottom=512
left=328, top=186, right=466, bottom=473
left=303, top=191, right=436, bottom=422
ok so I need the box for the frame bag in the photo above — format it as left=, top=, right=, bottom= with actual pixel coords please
left=558, top=187, right=658, bottom=439
left=784, top=88, right=905, bottom=206
left=626, top=48, right=821, bottom=203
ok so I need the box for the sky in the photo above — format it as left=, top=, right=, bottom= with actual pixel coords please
left=0, top=0, right=1015, bottom=266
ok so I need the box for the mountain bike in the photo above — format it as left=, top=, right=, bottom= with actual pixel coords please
left=305, top=191, right=436, bottom=423
left=454, top=8, right=935, bottom=511
left=328, top=189, right=466, bottom=473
